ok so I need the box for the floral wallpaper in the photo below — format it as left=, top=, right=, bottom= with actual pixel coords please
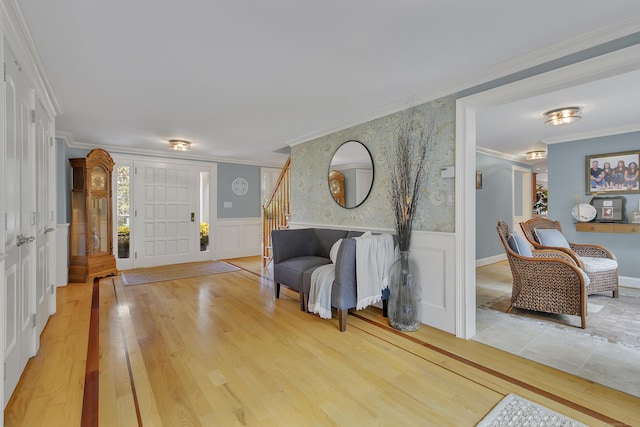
left=291, top=96, right=455, bottom=232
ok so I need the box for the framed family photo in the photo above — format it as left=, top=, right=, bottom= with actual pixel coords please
left=586, top=150, right=640, bottom=194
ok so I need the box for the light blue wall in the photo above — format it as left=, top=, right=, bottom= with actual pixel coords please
left=217, top=162, right=261, bottom=218
left=57, top=145, right=262, bottom=223
left=549, top=131, right=640, bottom=278
left=476, top=153, right=531, bottom=260
left=56, top=142, right=90, bottom=224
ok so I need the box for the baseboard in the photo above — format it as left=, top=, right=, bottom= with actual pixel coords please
left=620, top=276, right=640, bottom=289
left=476, top=254, right=506, bottom=267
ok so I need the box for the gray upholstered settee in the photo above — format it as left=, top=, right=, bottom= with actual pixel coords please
left=271, top=228, right=389, bottom=331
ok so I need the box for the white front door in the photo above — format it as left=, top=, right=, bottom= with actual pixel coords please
left=134, top=161, right=198, bottom=268
left=4, top=45, right=37, bottom=406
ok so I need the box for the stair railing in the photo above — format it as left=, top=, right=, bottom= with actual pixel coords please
left=262, top=157, right=291, bottom=266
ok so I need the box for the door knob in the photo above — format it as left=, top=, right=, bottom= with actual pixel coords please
left=16, top=235, right=36, bottom=246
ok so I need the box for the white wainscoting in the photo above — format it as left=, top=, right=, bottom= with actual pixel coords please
left=411, top=230, right=456, bottom=334
left=289, top=222, right=456, bottom=334
left=56, top=224, right=69, bottom=287
left=214, top=218, right=262, bottom=259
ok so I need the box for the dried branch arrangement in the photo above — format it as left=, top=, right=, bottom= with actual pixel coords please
left=387, top=111, right=434, bottom=251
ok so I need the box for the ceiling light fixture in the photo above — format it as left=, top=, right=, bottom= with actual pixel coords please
left=543, top=106, right=582, bottom=126
left=168, top=139, right=191, bottom=151
left=526, top=150, right=546, bottom=161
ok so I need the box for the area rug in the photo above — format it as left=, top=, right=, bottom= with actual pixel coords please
left=121, top=261, right=240, bottom=286
left=477, top=394, right=586, bottom=427
left=483, top=289, right=640, bottom=349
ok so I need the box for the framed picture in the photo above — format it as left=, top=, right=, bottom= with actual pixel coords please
left=476, top=171, right=482, bottom=189
left=591, top=196, right=625, bottom=223
left=632, top=211, right=640, bottom=224
left=586, top=150, right=640, bottom=194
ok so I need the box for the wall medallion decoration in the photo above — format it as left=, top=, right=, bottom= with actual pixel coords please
left=231, top=177, right=249, bottom=195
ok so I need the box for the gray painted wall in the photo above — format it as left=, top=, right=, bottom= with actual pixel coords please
left=217, top=162, right=261, bottom=218
left=476, top=153, right=531, bottom=259
left=549, top=131, right=640, bottom=278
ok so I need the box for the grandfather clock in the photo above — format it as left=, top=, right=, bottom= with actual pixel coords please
left=328, top=170, right=345, bottom=206
left=69, top=148, right=117, bottom=282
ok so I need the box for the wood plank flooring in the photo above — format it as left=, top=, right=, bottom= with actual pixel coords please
left=5, top=256, right=640, bottom=426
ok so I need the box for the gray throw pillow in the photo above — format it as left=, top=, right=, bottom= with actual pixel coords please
left=534, top=228, right=570, bottom=249
left=507, top=233, right=532, bottom=257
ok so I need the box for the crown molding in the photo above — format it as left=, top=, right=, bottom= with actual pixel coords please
left=542, top=124, right=640, bottom=145
left=58, top=135, right=287, bottom=168
left=476, top=146, right=526, bottom=164
left=288, top=15, right=640, bottom=148
left=1, top=0, right=63, bottom=117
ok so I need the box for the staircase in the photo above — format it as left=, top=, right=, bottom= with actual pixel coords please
left=262, top=157, right=291, bottom=266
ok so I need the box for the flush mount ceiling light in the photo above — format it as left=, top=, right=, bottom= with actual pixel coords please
left=526, top=150, right=547, bottom=161
left=168, top=139, right=191, bottom=151
left=543, top=106, right=582, bottom=126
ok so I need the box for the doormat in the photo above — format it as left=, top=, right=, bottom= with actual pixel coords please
left=477, top=394, right=586, bottom=427
left=121, top=261, right=240, bottom=286
left=483, top=290, right=640, bottom=349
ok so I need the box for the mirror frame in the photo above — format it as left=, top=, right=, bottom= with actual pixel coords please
left=328, top=140, right=374, bottom=209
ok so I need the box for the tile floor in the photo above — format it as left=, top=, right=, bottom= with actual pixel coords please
left=475, top=261, right=640, bottom=398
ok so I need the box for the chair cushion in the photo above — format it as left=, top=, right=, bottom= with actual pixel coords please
left=507, top=233, right=532, bottom=257
left=579, top=268, right=591, bottom=287
left=580, top=256, right=618, bottom=273
left=274, top=256, right=332, bottom=292
left=534, top=228, right=570, bottom=248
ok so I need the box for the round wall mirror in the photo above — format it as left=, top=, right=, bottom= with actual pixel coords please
left=328, top=140, right=374, bottom=208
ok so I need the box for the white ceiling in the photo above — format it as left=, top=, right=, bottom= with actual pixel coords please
left=17, top=1, right=640, bottom=166
left=476, top=68, right=640, bottom=173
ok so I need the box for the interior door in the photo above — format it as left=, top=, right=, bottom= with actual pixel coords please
left=512, top=166, right=532, bottom=234
left=4, top=45, right=37, bottom=406
left=34, top=100, right=54, bottom=340
left=134, top=161, right=197, bottom=268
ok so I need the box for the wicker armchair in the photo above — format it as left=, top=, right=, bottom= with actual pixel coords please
left=520, top=217, right=618, bottom=298
left=497, top=221, right=587, bottom=328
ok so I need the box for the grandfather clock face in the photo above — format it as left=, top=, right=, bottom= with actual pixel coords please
left=330, top=179, right=341, bottom=195
left=90, top=166, right=107, bottom=191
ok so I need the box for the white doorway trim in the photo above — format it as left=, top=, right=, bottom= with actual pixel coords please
left=512, top=166, right=532, bottom=233
left=455, top=43, right=640, bottom=339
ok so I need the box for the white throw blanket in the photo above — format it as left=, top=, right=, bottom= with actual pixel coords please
left=307, top=264, right=335, bottom=319
left=354, top=232, right=395, bottom=310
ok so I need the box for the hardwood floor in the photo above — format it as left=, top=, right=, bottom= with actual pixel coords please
left=5, top=256, right=640, bottom=426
